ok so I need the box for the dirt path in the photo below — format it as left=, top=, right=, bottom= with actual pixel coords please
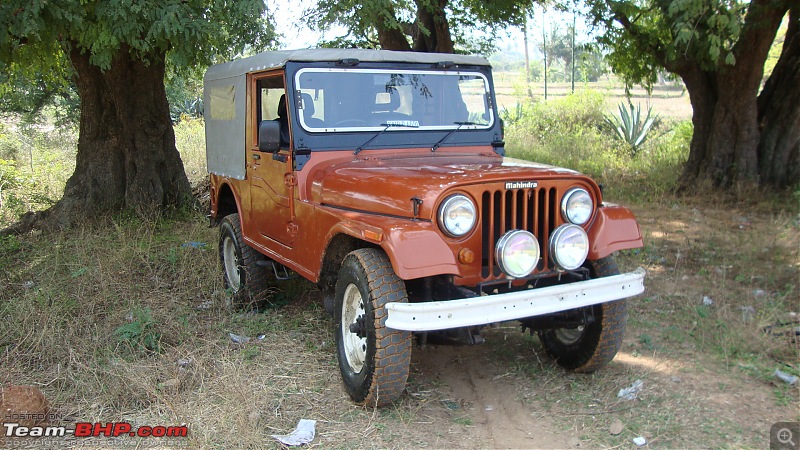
left=408, top=344, right=575, bottom=449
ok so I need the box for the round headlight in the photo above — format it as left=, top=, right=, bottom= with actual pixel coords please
left=496, top=230, right=540, bottom=278
left=438, top=194, right=476, bottom=238
left=561, top=188, right=593, bottom=225
left=549, top=224, right=589, bottom=271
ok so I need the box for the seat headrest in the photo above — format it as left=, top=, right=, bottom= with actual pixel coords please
left=300, top=92, right=315, bottom=116
left=373, top=88, right=401, bottom=112
left=277, top=94, right=287, bottom=118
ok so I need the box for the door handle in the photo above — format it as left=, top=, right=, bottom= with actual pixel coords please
left=251, top=153, right=261, bottom=160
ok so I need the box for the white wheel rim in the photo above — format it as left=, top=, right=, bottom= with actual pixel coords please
left=341, top=283, right=367, bottom=373
left=222, top=236, right=241, bottom=291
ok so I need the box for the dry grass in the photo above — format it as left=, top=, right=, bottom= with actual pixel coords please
left=1, top=97, right=798, bottom=448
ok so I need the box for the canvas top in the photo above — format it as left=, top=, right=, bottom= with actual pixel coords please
left=204, top=48, right=491, bottom=81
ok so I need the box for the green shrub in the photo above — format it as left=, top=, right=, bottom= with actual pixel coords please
left=604, top=101, right=659, bottom=156
left=504, top=91, right=690, bottom=203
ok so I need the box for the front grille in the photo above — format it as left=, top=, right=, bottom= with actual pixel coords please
left=480, top=187, right=558, bottom=278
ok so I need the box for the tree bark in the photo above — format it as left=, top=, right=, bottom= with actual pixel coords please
left=8, top=44, right=192, bottom=232
left=375, top=6, right=412, bottom=51
left=412, top=0, right=454, bottom=53
left=677, top=0, right=793, bottom=190
left=757, top=4, right=800, bottom=189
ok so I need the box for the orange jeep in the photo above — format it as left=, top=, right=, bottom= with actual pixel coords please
left=204, top=49, right=645, bottom=406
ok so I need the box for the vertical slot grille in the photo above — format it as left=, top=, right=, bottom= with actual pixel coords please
left=481, top=187, right=558, bottom=279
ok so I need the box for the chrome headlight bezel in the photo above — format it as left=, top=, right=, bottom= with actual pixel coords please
left=437, top=194, right=477, bottom=238
left=549, top=224, right=590, bottom=271
left=561, top=188, right=593, bottom=225
left=495, top=230, right=540, bottom=278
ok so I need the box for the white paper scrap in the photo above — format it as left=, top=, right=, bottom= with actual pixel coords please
left=271, top=419, right=317, bottom=446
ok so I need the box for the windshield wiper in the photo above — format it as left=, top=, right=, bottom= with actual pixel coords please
left=431, top=121, right=476, bottom=152
left=354, top=122, right=419, bottom=155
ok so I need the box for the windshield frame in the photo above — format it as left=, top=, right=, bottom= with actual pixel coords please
left=293, top=68, right=495, bottom=133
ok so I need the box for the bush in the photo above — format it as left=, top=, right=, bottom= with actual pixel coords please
left=503, top=91, right=690, bottom=202
left=0, top=124, right=76, bottom=227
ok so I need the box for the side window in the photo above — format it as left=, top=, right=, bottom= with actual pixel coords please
left=254, top=75, right=288, bottom=147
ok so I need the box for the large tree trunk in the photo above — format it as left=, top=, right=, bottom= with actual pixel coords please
left=677, top=2, right=794, bottom=190
left=376, top=6, right=412, bottom=51
left=757, top=5, right=800, bottom=189
left=8, top=44, right=192, bottom=233
left=412, top=0, right=454, bottom=53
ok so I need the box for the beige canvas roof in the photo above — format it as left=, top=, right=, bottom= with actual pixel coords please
left=204, top=48, right=491, bottom=81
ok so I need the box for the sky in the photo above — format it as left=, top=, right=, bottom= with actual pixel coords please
left=269, top=0, right=595, bottom=58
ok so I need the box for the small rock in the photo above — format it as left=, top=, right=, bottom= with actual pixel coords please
left=229, top=332, right=251, bottom=344
left=177, top=358, right=192, bottom=368
left=633, top=436, right=647, bottom=447
left=670, top=376, right=682, bottom=383
left=22, top=280, right=35, bottom=289
left=702, top=296, right=713, bottom=306
left=485, top=405, right=494, bottom=412
left=753, top=289, right=766, bottom=298
left=609, top=419, right=624, bottom=435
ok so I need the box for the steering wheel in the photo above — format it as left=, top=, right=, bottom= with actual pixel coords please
left=332, top=119, right=369, bottom=127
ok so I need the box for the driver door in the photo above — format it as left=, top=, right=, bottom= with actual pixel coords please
left=248, top=73, right=295, bottom=247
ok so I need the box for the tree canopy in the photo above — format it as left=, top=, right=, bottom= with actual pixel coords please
left=304, top=0, right=538, bottom=53
left=0, top=0, right=276, bottom=232
left=587, top=0, right=798, bottom=189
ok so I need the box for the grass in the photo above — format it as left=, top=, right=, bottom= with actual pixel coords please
left=1, top=92, right=798, bottom=448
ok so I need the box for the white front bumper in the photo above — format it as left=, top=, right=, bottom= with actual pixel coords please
left=385, top=268, right=646, bottom=331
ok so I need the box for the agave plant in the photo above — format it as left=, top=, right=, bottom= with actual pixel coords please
left=605, top=102, right=658, bottom=156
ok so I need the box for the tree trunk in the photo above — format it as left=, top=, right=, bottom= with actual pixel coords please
left=757, top=5, right=800, bottom=189
left=11, top=44, right=192, bottom=232
left=677, top=1, right=794, bottom=190
left=412, top=0, right=454, bottom=53
left=376, top=7, right=412, bottom=51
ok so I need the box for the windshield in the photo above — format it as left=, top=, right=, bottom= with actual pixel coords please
left=294, top=68, right=493, bottom=132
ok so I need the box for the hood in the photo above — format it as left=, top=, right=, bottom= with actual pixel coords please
left=307, top=152, right=582, bottom=220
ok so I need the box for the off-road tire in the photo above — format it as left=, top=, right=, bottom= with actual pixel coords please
left=219, top=213, right=270, bottom=309
left=538, top=256, right=628, bottom=372
left=335, top=248, right=412, bottom=407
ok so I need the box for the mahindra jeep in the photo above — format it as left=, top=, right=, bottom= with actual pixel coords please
left=204, top=48, right=645, bottom=406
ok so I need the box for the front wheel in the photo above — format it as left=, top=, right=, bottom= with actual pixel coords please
left=538, top=256, right=628, bottom=372
left=335, top=248, right=412, bottom=406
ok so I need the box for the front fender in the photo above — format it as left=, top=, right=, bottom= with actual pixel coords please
left=321, top=209, right=459, bottom=281
left=381, top=222, right=459, bottom=280
left=587, top=204, right=643, bottom=260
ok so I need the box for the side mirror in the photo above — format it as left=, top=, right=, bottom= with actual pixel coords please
left=258, top=120, right=281, bottom=153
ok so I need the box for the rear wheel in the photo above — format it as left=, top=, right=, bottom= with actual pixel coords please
left=219, top=214, right=270, bottom=309
left=335, top=248, right=411, bottom=406
left=538, top=256, right=628, bottom=372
